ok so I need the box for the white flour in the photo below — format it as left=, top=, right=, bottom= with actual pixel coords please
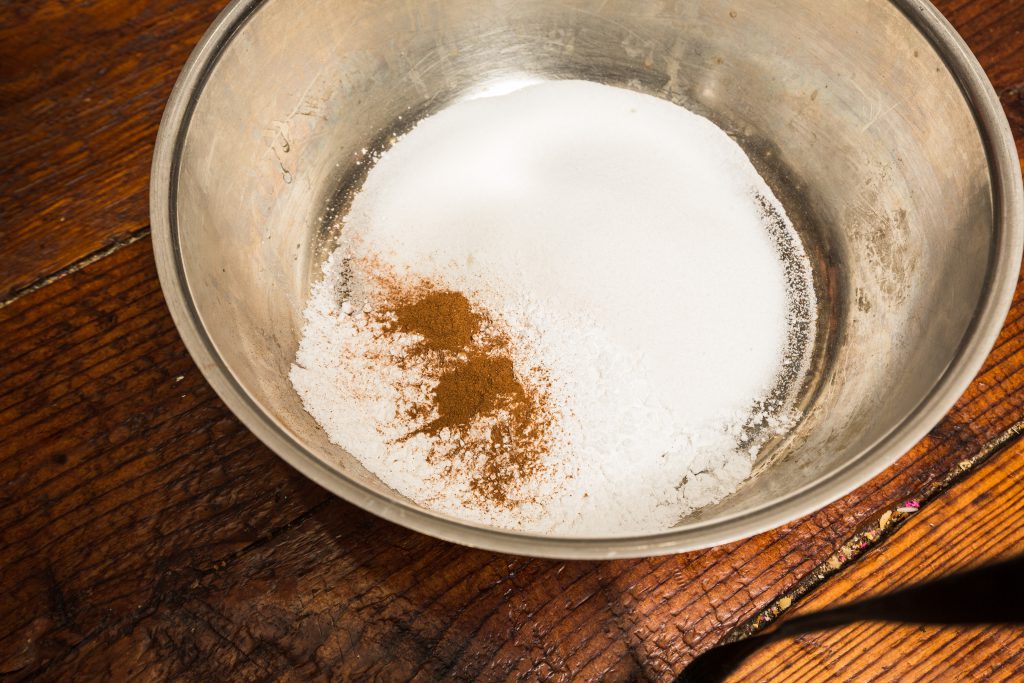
left=291, top=80, right=817, bottom=535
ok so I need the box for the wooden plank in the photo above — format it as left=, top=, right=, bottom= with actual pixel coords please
left=729, top=439, right=1024, bottom=683
left=0, top=235, right=1022, bottom=680
left=0, top=0, right=225, bottom=301
left=0, top=0, right=1021, bottom=303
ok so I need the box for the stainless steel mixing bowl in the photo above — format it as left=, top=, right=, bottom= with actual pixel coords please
left=151, top=0, right=1022, bottom=558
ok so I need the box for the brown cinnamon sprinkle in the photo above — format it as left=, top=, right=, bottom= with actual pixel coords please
left=376, top=285, right=550, bottom=505
left=392, top=290, right=480, bottom=352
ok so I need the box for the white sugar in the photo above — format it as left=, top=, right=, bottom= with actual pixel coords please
left=291, top=80, right=816, bottom=535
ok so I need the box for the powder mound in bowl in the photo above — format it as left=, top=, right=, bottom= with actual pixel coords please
left=290, top=79, right=818, bottom=536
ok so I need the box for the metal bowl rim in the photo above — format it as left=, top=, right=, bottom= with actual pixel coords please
left=150, top=0, right=1024, bottom=559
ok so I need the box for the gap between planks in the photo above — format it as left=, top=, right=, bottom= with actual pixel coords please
left=0, top=226, right=151, bottom=310
left=725, top=417, right=1024, bottom=645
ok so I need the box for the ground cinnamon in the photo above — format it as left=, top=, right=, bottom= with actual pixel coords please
left=392, top=290, right=480, bottom=352
left=378, top=286, right=549, bottom=505
left=416, top=352, right=522, bottom=436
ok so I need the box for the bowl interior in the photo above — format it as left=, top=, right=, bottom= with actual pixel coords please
left=170, top=0, right=995, bottom=540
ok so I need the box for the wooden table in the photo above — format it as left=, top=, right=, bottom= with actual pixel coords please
left=2, top=2, right=1022, bottom=680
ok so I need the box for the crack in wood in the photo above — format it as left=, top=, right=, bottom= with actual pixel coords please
left=726, top=418, right=1024, bottom=645
left=0, top=227, right=150, bottom=310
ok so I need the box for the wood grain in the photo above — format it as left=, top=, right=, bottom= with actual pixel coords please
left=729, top=439, right=1024, bottom=682
left=1, top=0, right=1022, bottom=304
left=0, top=236, right=1022, bottom=680
left=0, top=0, right=225, bottom=301
left=0, top=0, right=1023, bottom=681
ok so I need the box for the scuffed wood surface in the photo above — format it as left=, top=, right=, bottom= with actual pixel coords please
left=0, top=0, right=223, bottom=300
left=731, top=439, right=1024, bottom=682
left=0, top=242, right=1021, bottom=681
left=0, top=0, right=1023, bottom=681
